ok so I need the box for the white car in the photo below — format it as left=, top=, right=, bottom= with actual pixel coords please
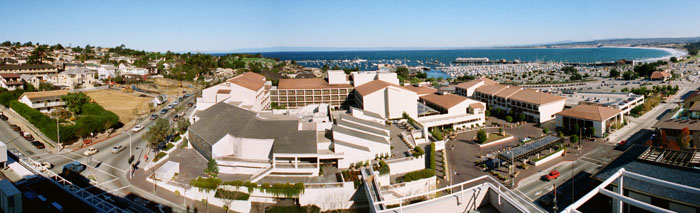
left=83, top=147, right=98, bottom=156
left=111, top=145, right=126, bottom=154
left=41, top=162, right=53, bottom=171
left=131, top=125, right=144, bottom=133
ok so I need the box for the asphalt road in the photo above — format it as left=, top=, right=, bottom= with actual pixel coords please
left=1, top=92, right=198, bottom=212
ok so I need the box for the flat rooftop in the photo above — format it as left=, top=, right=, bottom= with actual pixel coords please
left=564, top=91, right=643, bottom=108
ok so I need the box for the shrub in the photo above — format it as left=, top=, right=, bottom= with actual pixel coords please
left=180, top=138, right=188, bottom=148
left=189, top=177, right=221, bottom=190
left=378, top=160, right=390, bottom=175
left=412, top=146, right=425, bottom=157
left=476, top=129, right=487, bottom=144
left=152, top=152, right=167, bottom=162
left=214, top=189, right=250, bottom=200
left=430, top=128, right=444, bottom=141
left=505, top=116, right=513, bottom=123
left=401, top=169, right=435, bottom=183
left=164, top=143, right=175, bottom=151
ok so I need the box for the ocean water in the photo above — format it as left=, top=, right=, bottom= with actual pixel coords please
left=219, top=47, right=671, bottom=79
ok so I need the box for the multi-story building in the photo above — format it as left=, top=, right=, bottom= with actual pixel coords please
left=0, top=64, right=57, bottom=76
left=354, top=80, right=419, bottom=119
left=17, top=90, right=68, bottom=112
left=196, top=72, right=270, bottom=112
left=0, top=73, right=24, bottom=91
left=269, top=78, right=354, bottom=109
left=470, top=84, right=566, bottom=123
left=455, top=77, right=498, bottom=97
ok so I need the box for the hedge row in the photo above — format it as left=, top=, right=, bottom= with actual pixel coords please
left=221, top=180, right=305, bottom=198
left=189, top=177, right=221, bottom=190
left=153, top=152, right=167, bottom=162
left=378, top=160, right=390, bottom=175
left=214, top=189, right=250, bottom=200
left=400, top=169, right=435, bottom=183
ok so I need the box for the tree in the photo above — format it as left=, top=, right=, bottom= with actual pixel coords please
left=38, top=82, right=55, bottom=91
left=680, top=127, right=691, bottom=149
left=498, top=127, right=504, bottom=136
left=205, top=158, right=219, bottom=177
left=485, top=110, right=490, bottom=117
left=670, top=57, right=678, bottom=63
left=505, top=116, right=513, bottom=123
left=518, top=113, right=526, bottom=122
left=570, top=135, right=579, bottom=144
left=609, top=68, right=620, bottom=78
left=572, top=123, right=580, bottom=135
left=476, top=129, right=488, bottom=144
left=588, top=127, right=596, bottom=137
left=543, top=128, right=549, bottom=134
left=61, top=92, right=91, bottom=114
left=143, top=118, right=171, bottom=152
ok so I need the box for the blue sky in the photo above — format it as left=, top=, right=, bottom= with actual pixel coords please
left=1, top=0, right=699, bottom=52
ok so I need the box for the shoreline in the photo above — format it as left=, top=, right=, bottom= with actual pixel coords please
left=607, top=46, right=688, bottom=62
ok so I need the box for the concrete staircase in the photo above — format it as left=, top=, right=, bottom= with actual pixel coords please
left=250, top=167, right=274, bottom=183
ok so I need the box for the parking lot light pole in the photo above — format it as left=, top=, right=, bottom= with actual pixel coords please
left=127, top=132, right=133, bottom=161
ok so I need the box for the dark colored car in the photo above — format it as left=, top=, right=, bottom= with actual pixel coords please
left=62, top=161, right=86, bottom=174
left=187, top=102, right=194, bottom=107
left=150, top=114, right=158, bottom=120
left=160, top=108, right=168, bottom=114
left=10, top=124, right=21, bottom=132
left=31, top=141, right=45, bottom=149
left=0, top=113, right=8, bottom=121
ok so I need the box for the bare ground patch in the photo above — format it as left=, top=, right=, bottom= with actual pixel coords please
left=85, top=89, right=153, bottom=127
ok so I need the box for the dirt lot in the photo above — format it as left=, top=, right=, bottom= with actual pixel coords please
left=136, top=77, right=197, bottom=99
left=85, top=89, right=153, bottom=126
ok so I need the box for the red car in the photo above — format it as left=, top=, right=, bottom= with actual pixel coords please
left=545, top=170, right=560, bottom=181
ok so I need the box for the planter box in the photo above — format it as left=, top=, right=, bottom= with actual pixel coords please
left=477, top=135, right=514, bottom=148
left=533, top=149, right=565, bottom=166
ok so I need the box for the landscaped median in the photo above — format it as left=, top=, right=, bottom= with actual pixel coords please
left=144, top=134, right=186, bottom=170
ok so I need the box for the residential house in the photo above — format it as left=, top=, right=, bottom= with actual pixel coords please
left=650, top=71, right=672, bottom=81
left=97, top=65, right=117, bottom=80
left=0, top=64, right=57, bottom=76
left=556, top=104, right=624, bottom=138
left=0, top=73, right=23, bottom=91
left=18, top=90, right=68, bottom=112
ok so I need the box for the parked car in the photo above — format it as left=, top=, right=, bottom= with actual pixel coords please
left=22, top=132, right=34, bottom=140
left=31, top=141, right=45, bottom=149
left=187, top=102, right=194, bottom=107
left=618, top=140, right=627, bottom=146
left=544, top=170, right=560, bottom=181
left=0, top=112, right=8, bottom=121
left=131, top=125, right=145, bottom=133
left=62, top=161, right=86, bottom=174
left=150, top=114, right=158, bottom=120
left=10, top=124, right=21, bottom=132
left=111, top=145, right=126, bottom=154
left=42, top=162, right=54, bottom=170
left=83, top=147, right=98, bottom=156
left=160, top=109, right=168, bottom=114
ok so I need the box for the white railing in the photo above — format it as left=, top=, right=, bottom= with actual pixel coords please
left=561, top=168, right=700, bottom=213
left=8, top=148, right=126, bottom=213
left=370, top=175, right=542, bottom=213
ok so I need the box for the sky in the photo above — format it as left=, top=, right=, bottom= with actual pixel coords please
left=1, top=0, right=699, bottom=52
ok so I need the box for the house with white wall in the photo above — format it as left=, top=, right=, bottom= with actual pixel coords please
left=97, top=64, right=117, bottom=79
left=196, top=72, right=270, bottom=113
left=17, top=90, right=68, bottom=112
left=0, top=73, right=24, bottom=91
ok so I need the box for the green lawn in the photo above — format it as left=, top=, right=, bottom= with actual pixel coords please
left=242, top=58, right=276, bottom=64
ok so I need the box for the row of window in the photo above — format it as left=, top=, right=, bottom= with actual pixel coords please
left=270, top=88, right=351, bottom=96
left=278, top=101, right=346, bottom=108
left=271, top=95, right=349, bottom=102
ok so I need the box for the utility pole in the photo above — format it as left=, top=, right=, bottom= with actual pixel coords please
left=511, top=147, right=515, bottom=188
left=553, top=183, right=558, bottom=213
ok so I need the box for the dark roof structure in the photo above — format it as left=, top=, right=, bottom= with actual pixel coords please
left=498, top=136, right=561, bottom=161
left=592, top=145, right=700, bottom=207
left=0, top=64, right=55, bottom=70
left=189, top=102, right=317, bottom=154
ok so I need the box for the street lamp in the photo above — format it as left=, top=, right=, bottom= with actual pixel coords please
left=55, top=116, right=61, bottom=153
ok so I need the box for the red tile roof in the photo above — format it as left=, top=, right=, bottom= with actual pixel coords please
left=227, top=72, right=265, bottom=91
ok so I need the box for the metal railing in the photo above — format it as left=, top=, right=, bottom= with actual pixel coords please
left=8, top=148, right=126, bottom=213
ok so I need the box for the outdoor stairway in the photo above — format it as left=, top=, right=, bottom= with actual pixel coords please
left=250, top=167, right=274, bottom=183
left=435, top=149, right=446, bottom=178
left=400, top=132, right=416, bottom=149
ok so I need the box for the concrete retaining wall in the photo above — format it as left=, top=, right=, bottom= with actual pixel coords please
left=533, top=149, right=565, bottom=166
left=386, top=157, right=425, bottom=176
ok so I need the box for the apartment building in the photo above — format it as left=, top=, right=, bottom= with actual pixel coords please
left=0, top=73, right=24, bottom=91
left=455, top=77, right=498, bottom=97
left=269, top=78, right=354, bottom=109
left=0, top=64, right=57, bottom=76
left=17, top=90, right=68, bottom=112
left=471, top=83, right=566, bottom=123
left=354, top=80, right=419, bottom=119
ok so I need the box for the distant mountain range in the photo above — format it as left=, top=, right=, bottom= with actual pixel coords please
left=210, top=36, right=700, bottom=53
left=516, top=36, right=700, bottom=48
